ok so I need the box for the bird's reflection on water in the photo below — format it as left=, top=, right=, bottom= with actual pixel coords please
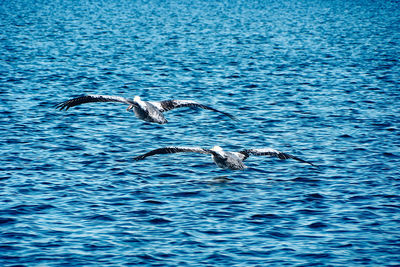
left=208, top=175, right=233, bottom=184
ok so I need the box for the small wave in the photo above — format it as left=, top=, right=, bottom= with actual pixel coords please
left=142, top=199, right=165, bottom=204
left=2, top=204, right=55, bottom=215
left=169, top=191, right=203, bottom=197
left=291, top=177, right=320, bottom=183
left=250, top=213, right=282, bottom=220
left=148, top=217, right=171, bottom=224
left=0, top=217, right=17, bottom=225
left=85, top=214, right=116, bottom=221
left=266, top=231, right=292, bottom=238
left=307, top=222, right=328, bottom=229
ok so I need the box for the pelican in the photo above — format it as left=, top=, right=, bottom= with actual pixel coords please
left=56, top=95, right=236, bottom=124
left=134, top=146, right=316, bottom=170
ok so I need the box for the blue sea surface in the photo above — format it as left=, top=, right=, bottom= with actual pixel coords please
left=1, top=0, right=400, bottom=265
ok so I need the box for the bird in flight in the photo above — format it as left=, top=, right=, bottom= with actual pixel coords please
left=56, top=95, right=236, bottom=124
left=134, top=146, right=316, bottom=170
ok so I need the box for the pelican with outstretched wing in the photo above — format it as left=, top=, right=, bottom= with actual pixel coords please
left=134, top=146, right=316, bottom=170
left=56, top=95, right=236, bottom=124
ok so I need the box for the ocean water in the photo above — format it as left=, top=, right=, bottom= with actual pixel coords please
left=1, top=0, right=400, bottom=265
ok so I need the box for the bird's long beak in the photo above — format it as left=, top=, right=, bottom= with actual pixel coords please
left=127, top=104, right=134, bottom=111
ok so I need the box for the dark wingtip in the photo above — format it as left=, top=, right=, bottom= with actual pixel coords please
left=55, top=101, right=69, bottom=111
left=310, top=162, right=320, bottom=169
left=229, top=114, right=239, bottom=121
left=55, top=95, right=88, bottom=111
left=302, top=159, right=319, bottom=168
left=291, top=155, right=318, bottom=168
left=219, top=111, right=237, bottom=121
left=133, top=155, right=146, bottom=161
left=55, top=104, right=64, bottom=111
left=300, top=157, right=319, bottom=168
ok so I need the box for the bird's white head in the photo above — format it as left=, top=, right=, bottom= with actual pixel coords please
left=133, top=96, right=141, bottom=102
left=211, top=146, right=223, bottom=153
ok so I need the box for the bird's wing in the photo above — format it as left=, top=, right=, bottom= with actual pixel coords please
left=238, top=148, right=316, bottom=166
left=152, top=100, right=237, bottom=120
left=134, top=146, right=213, bottom=161
left=55, top=95, right=135, bottom=111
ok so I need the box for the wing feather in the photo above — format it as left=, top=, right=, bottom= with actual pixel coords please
left=238, top=148, right=316, bottom=166
left=155, top=100, right=237, bottom=120
left=134, top=146, right=213, bottom=161
left=55, top=95, right=135, bottom=111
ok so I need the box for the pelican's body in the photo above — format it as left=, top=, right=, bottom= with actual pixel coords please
left=210, top=146, right=247, bottom=170
left=130, top=96, right=167, bottom=124
left=56, top=95, right=236, bottom=124
left=134, top=146, right=316, bottom=170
